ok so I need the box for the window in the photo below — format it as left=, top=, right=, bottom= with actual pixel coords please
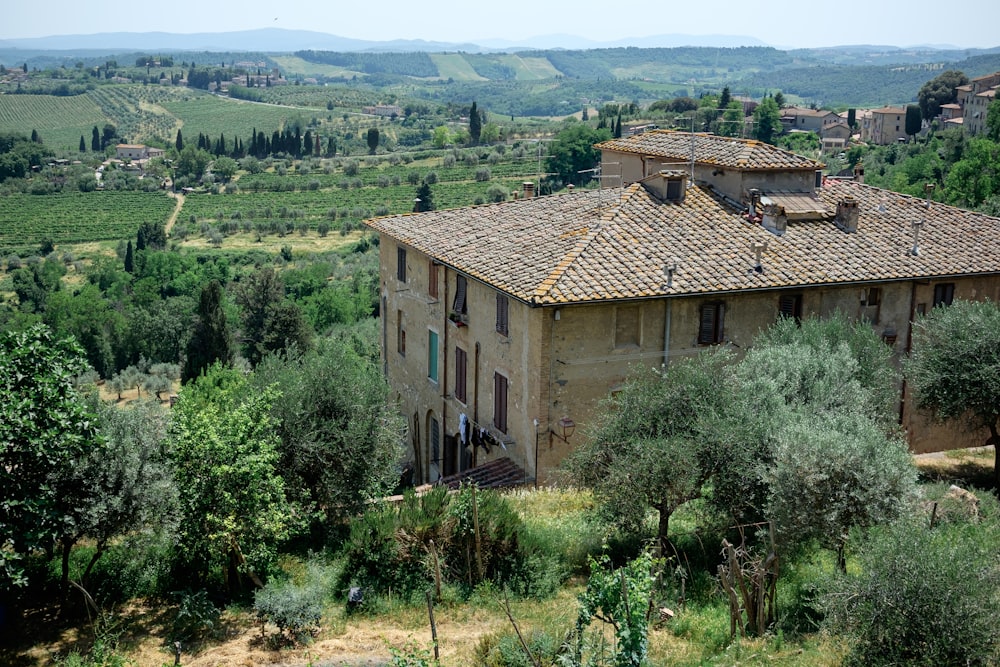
left=496, top=294, right=509, bottom=336
left=396, top=247, right=406, bottom=282
left=933, top=283, right=954, bottom=307
left=428, top=330, right=438, bottom=382
left=428, top=261, right=439, bottom=299
left=396, top=309, right=405, bottom=356
left=778, top=294, right=802, bottom=323
left=493, top=372, right=508, bottom=434
left=860, top=287, right=881, bottom=324
left=455, top=347, right=467, bottom=403
left=614, top=306, right=640, bottom=347
left=453, top=274, right=468, bottom=315
left=698, top=302, right=725, bottom=345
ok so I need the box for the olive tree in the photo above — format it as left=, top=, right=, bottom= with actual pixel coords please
left=906, top=298, right=1000, bottom=486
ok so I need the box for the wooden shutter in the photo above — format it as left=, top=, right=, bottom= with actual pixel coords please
left=496, top=294, right=509, bottom=336
left=428, top=261, right=439, bottom=299
left=698, top=302, right=724, bottom=345
left=453, top=275, right=467, bottom=314
left=396, top=247, right=406, bottom=282
left=455, top=347, right=467, bottom=403
left=778, top=294, right=802, bottom=322
left=493, top=372, right=508, bottom=434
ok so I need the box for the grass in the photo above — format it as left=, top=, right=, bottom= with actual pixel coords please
left=502, top=55, right=562, bottom=81
left=429, top=54, right=487, bottom=82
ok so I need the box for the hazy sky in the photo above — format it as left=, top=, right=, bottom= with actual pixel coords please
left=4, top=0, right=999, bottom=49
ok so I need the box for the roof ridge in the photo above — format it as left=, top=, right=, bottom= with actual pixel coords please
left=530, top=186, right=637, bottom=302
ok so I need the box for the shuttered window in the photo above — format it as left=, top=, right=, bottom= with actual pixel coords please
left=698, top=302, right=725, bottom=345
left=493, top=372, right=508, bottom=434
left=455, top=347, right=467, bottom=404
left=778, top=294, right=803, bottom=323
left=428, top=261, right=439, bottom=299
left=496, top=294, right=509, bottom=336
left=428, top=330, right=438, bottom=382
left=453, top=274, right=468, bottom=314
left=396, top=247, right=406, bottom=282
left=396, top=309, right=405, bottom=356
left=615, top=306, right=640, bottom=347
left=933, top=283, right=954, bottom=307
left=860, top=288, right=881, bottom=324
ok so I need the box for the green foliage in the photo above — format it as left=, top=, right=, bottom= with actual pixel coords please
left=547, top=122, right=612, bottom=187
left=474, top=628, right=562, bottom=667
left=574, top=552, right=656, bottom=667
left=170, top=368, right=298, bottom=590
left=253, top=577, right=324, bottom=643
left=170, top=589, right=220, bottom=641
left=388, top=640, right=439, bottom=667
left=232, top=265, right=311, bottom=367
left=907, top=298, right=1000, bottom=484
left=753, top=97, right=781, bottom=144
left=823, top=511, right=1000, bottom=666
left=0, top=324, right=99, bottom=589
left=251, top=337, right=404, bottom=524
left=917, top=69, right=968, bottom=120
left=183, top=280, right=232, bottom=382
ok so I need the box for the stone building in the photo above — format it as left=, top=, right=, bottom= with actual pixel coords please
left=366, top=131, right=1000, bottom=485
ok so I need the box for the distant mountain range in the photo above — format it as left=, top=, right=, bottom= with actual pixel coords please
left=0, top=28, right=774, bottom=53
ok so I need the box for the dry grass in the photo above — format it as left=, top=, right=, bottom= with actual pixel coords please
left=177, top=230, right=366, bottom=255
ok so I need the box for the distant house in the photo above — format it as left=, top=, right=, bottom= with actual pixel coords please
left=116, top=144, right=149, bottom=161
left=959, top=72, right=1000, bottom=135
left=861, top=107, right=909, bottom=145
left=362, top=104, right=403, bottom=118
left=820, top=121, right=852, bottom=152
left=780, top=107, right=841, bottom=134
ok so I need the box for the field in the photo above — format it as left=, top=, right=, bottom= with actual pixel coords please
left=158, top=94, right=313, bottom=141
left=502, top=55, right=563, bottom=80
left=0, top=94, right=108, bottom=150
left=430, top=54, right=486, bottom=81
left=0, top=191, right=175, bottom=252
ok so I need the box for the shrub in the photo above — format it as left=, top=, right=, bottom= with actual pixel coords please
left=823, top=511, right=1000, bottom=666
left=170, top=589, right=220, bottom=641
left=254, top=579, right=324, bottom=644
left=475, top=167, right=492, bottom=182
left=423, top=171, right=438, bottom=185
left=473, top=628, right=562, bottom=667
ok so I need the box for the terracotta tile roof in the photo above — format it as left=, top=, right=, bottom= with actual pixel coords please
left=437, top=457, right=527, bottom=490
left=366, top=180, right=1000, bottom=305
left=870, top=106, right=906, bottom=115
left=596, top=130, right=823, bottom=171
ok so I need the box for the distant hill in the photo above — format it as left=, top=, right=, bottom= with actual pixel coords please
left=0, top=28, right=776, bottom=54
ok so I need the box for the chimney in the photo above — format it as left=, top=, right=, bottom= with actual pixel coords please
left=522, top=182, right=534, bottom=199
left=761, top=203, right=787, bottom=236
left=835, top=196, right=860, bottom=233
left=748, top=188, right=761, bottom=218
left=853, top=162, right=865, bottom=184
left=643, top=170, right=687, bottom=203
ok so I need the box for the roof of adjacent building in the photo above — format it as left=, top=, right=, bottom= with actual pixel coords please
left=367, top=177, right=1000, bottom=306
left=595, top=130, right=824, bottom=171
left=870, top=106, right=906, bottom=115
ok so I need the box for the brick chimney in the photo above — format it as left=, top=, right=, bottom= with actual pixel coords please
left=762, top=203, right=787, bottom=236
left=835, top=196, right=860, bottom=233
left=522, top=182, right=534, bottom=199
left=853, top=162, right=865, bottom=184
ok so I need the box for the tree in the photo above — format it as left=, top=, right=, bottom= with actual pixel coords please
left=212, top=156, right=238, bottom=182
left=918, top=69, right=968, bottom=120
left=124, top=239, right=134, bottom=274
left=986, top=97, right=1000, bottom=143
left=773, top=91, right=785, bottom=108
left=252, top=339, right=405, bottom=525
left=0, top=324, right=100, bottom=589
left=717, top=100, right=744, bottom=138
left=753, top=97, right=782, bottom=144
left=943, top=137, right=1000, bottom=208
left=905, top=104, right=922, bottom=141
left=183, top=280, right=233, bottom=382
left=565, top=350, right=738, bottom=557
left=847, top=108, right=857, bottom=129
left=175, top=144, right=212, bottom=180
left=469, top=100, right=482, bottom=145
left=414, top=181, right=434, bottom=212
left=547, top=122, right=612, bottom=187
left=175, top=128, right=184, bottom=151
left=232, top=266, right=311, bottom=367
left=79, top=135, right=86, bottom=152
left=137, top=220, right=167, bottom=251
left=906, top=298, right=1000, bottom=487
left=91, top=126, right=101, bottom=152
left=52, top=399, right=177, bottom=595
left=366, top=127, right=379, bottom=155
left=719, top=86, right=732, bottom=113
left=171, top=368, right=296, bottom=591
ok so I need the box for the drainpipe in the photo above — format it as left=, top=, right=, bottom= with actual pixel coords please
left=899, top=279, right=919, bottom=426
left=473, top=342, right=480, bottom=468
left=442, top=269, right=449, bottom=477
left=662, top=299, right=672, bottom=367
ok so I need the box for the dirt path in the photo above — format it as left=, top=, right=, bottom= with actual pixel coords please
left=166, top=191, right=185, bottom=234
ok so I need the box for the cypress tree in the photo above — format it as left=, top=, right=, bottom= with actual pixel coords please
left=124, top=240, right=134, bottom=274
left=91, top=126, right=100, bottom=152
left=469, top=101, right=482, bottom=145
left=79, top=136, right=86, bottom=152
left=175, top=129, right=183, bottom=151
left=183, top=280, right=233, bottom=382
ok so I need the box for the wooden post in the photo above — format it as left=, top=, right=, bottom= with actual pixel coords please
left=426, top=589, right=439, bottom=661
left=429, top=539, right=442, bottom=601
left=472, top=485, right=484, bottom=583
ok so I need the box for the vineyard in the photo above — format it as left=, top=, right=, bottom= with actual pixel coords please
left=0, top=94, right=107, bottom=150
left=159, top=94, right=312, bottom=141
left=0, top=191, right=175, bottom=252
